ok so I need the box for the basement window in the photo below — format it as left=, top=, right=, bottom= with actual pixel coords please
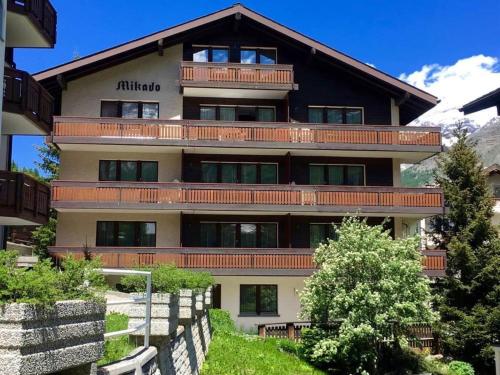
left=240, top=285, right=278, bottom=316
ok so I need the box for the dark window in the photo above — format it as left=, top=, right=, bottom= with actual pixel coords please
left=240, top=285, right=278, bottom=315
left=99, top=160, right=158, bottom=182
left=200, top=162, right=278, bottom=184
left=198, top=223, right=278, bottom=248
left=240, top=48, right=277, bottom=64
left=308, top=107, right=363, bottom=124
left=310, top=223, right=337, bottom=248
left=96, top=221, right=156, bottom=247
left=309, top=164, right=365, bottom=186
left=199, top=105, right=275, bottom=122
left=494, top=185, right=500, bottom=198
left=100, top=101, right=159, bottom=119
left=193, top=46, right=229, bottom=63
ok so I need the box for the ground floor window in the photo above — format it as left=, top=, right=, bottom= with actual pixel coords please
left=96, top=221, right=156, bottom=247
left=310, top=223, right=337, bottom=248
left=200, top=222, right=278, bottom=248
left=240, top=284, right=278, bottom=316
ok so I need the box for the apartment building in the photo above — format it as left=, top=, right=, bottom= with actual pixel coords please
left=36, top=4, right=445, bottom=328
left=0, top=0, right=56, bottom=245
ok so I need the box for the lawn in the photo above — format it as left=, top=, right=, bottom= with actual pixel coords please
left=200, top=310, right=324, bottom=375
left=98, top=312, right=137, bottom=366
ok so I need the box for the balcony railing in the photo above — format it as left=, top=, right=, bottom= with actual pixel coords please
left=7, top=0, right=57, bottom=46
left=51, top=181, right=444, bottom=214
left=52, top=117, right=442, bottom=152
left=3, top=66, right=54, bottom=133
left=48, top=247, right=446, bottom=277
left=0, top=171, right=50, bottom=225
left=180, top=61, right=296, bottom=90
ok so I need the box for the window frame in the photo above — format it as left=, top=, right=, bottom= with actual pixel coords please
left=308, top=163, right=366, bottom=186
left=493, top=184, right=500, bottom=199
left=239, top=284, right=278, bottom=316
left=192, top=45, right=230, bottom=63
left=96, top=221, right=157, bottom=247
left=99, top=160, right=158, bottom=182
left=307, top=106, right=364, bottom=124
left=100, top=100, right=159, bottom=119
left=199, top=221, right=279, bottom=248
left=199, top=105, right=276, bottom=122
left=240, top=47, right=278, bottom=65
left=200, top=161, right=279, bottom=184
left=309, top=222, right=338, bottom=248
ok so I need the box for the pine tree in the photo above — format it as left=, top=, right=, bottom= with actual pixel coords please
left=431, top=123, right=500, bottom=373
left=32, top=144, right=60, bottom=258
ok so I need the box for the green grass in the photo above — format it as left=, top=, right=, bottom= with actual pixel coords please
left=98, top=313, right=137, bottom=366
left=201, top=309, right=324, bottom=375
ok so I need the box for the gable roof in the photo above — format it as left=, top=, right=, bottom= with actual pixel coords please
left=484, top=163, right=500, bottom=176
left=460, top=87, right=500, bottom=115
left=34, top=3, right=437, bottom=107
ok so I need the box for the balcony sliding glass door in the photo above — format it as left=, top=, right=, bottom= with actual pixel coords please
left=199, top=222, right=278, bottom=248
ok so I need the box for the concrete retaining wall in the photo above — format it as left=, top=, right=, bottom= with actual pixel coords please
left=99, top=287, right=212, bottom=375
left=0, top=300, right=106, bottom=375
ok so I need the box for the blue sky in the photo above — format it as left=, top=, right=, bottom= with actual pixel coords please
left=12, top=0, right=500, bottom=171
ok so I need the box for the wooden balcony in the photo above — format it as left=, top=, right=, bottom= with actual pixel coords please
left=7, top=0, right=57, bottom=47
left=0, top=171, right=50, bottom=225
left=3, top=67, right=54, bottom=135
left=180, top=61, right=296, bottom=95
left=51, top=117, right=442, bottom=161
left=51, top=181, right=444, bottom=216
left=48, top=247, right=446, bottom=277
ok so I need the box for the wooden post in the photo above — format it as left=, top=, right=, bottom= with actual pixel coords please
left=286, top=322, right=295, bottom=341
left=258, top=324, right=266, bottom=338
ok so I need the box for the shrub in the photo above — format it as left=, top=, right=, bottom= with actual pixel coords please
left=98, top=313, right=137, bottom=366
left=120, top=264, right=214, bottom=294
left=209, top=309, right=235, bottom=334
left=448, top=361, right=474, bottom=375
left=0, top=251, right=105, bottom=306
left=299, top=217, right=436, bottom=373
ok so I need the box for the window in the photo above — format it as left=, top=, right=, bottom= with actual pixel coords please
left=101, top=101, right=159, bottom=119
left=310, top=223, right=337, bottom=248
left=309, top=164, right=365, bottom=186
left=99, top=160, right=158, bottom=182
left=308, top=107, right=363, bottom=124
left=240, top=285, right=278, bottom=316
left=199, top=222, right=278, bottom=248
left=193, top=46, right=229, bottom=63
left=96, top=221, right=156, bottom=247
left=200, top=162, right=278, bottom=184
left=199, top=105, right=275, bottom=122
left=494, top=185, right=500, bottom=199
left=240, top=48, right=277, bottom=64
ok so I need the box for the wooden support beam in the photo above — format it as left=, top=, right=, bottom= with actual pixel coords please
left=157, top=38, right=164, bottom=56
left=56, top=74, right=66, bottom=90
left=396, top=91, right=411, bottom=107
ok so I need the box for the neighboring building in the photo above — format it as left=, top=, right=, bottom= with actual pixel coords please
left=36, top=4, right=445, bottom=328
left=460, top=87, right=500, bottom=117
left=484, top=164, right=500, bottom=228
left=0, top=0, right=56, bottom=246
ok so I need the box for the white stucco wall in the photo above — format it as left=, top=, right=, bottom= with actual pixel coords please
left=214, top=275, right=306, bottom=331
left=61, top=44, right=183, bottom=119
left=59, top=151, right=182, bottom=182
left=55, top=212, right=180, bottom=247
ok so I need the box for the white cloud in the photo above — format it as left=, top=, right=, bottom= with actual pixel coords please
left=399, top=55, right=500, bottom=125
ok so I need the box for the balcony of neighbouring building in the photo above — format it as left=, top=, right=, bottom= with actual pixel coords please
left=51, top=181, right=444, bottom=217
left=47, top=247, right=446, bottom=278
left=180, top=61, right=297, bottom=99
left=3, top=66, right=54, bottom=135
left=0, top=171, right=50, bottom=225
left=50, top=117, right=442, bottom=161
left=6, top=0, right=57, bottom=48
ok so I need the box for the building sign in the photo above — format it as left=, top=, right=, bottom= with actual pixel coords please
left=116, top=80, right=160, bottom=92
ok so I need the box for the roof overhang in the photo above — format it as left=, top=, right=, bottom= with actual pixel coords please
left=460, top=87, right=500, bottom=115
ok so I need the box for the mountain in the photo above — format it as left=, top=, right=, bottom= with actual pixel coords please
left=401, top=116, right=500, bottom=187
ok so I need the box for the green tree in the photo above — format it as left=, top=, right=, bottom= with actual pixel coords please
left=431, top=125, right=500, bottom=373
left=11, top=161, right=44, bottom=182
left=300, top=217, right=435, bottom=374
left=32, top=144, right=60, bottom=258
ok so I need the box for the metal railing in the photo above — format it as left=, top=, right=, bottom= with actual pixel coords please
left=99, top=268, right=152, bottom=348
